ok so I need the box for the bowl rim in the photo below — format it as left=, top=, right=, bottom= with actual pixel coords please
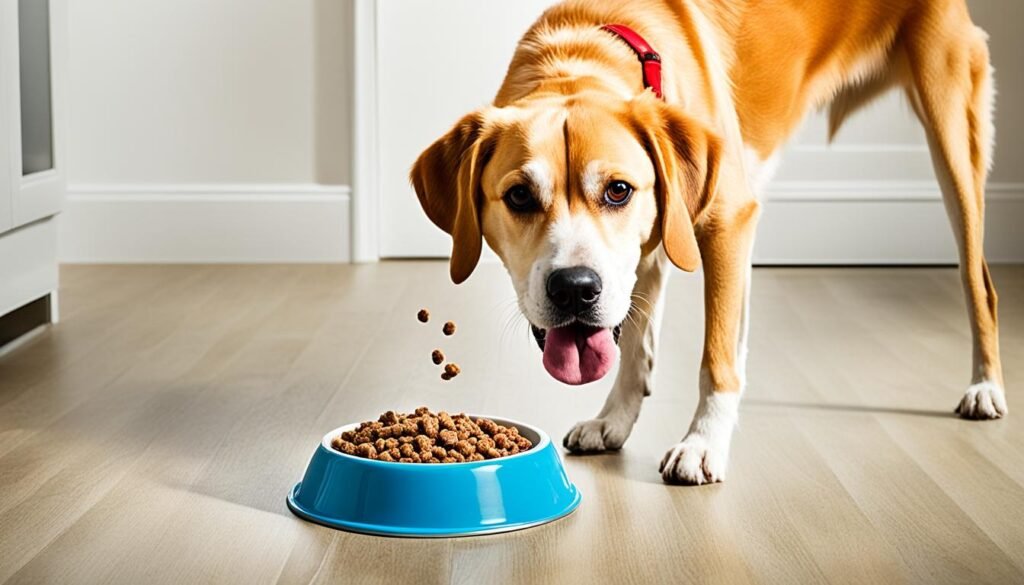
left=319, top=413, right=552, bottom=467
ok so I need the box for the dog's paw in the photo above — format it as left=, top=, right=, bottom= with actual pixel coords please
left=956, top=381, right=1008, bottom=420
left=563, top=417, right=632, bottom=453
left=660, top=388, right=739, bottom=485
left=659, top=432, right=730, bottom=485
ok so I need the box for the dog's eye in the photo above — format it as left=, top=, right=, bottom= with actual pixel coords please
left=503, top=185, right=538, bottom=213
left=604, top=181, right=634, bottom=206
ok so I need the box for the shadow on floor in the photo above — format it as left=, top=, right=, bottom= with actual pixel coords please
left=562, top=398, right=960, bottom=486
left=743, top=398, right=957, bottom=419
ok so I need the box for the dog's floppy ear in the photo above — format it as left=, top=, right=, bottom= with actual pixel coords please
left=410, top=111, right=492, bottom=284
left=632, top=97, right=722, bottom=272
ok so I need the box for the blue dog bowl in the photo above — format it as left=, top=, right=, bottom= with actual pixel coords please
left=287, top=415, right=581, bottom=537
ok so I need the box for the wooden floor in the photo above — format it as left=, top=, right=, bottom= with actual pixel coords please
left=0, top=263, right=1022, bottom=584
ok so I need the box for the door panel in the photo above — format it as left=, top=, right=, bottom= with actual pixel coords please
left=8, top=0, right=65, bottom=228
left=19, top=0, right=53, bottom=175
left=377, top=0, right=557, bottom=258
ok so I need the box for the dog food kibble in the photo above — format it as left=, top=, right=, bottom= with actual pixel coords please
left=330, top=408, right=532, bottom=463
left=438, top=411, right=455, bottom=430
left=417, top=309, right=430, bottom=323
left=421, top=416, right=439, bottom=438
left=356, top=443, right=377, bottom=459
left=441, top=372, right=453, bottom=381
left=439, top=429, right=458, bottom=446
left=443, top=363, right=461, bottom=377
left=432, top=349, right=444, bottom=365
left=442, top=321, right=456, bottom=336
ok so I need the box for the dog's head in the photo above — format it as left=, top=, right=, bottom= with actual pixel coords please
left=411, top=92, right=720, bottom=385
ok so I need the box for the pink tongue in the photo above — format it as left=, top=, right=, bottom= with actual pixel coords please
left=542, top=326, right=617, bottom=385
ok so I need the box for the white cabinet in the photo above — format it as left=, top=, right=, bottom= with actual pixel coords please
left=0, top=0, right=65, bottom=336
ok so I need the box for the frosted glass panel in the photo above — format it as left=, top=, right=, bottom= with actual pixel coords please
left=19, top=0, right=54, bottom=176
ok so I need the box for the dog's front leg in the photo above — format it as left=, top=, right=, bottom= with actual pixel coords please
left=660, top=200, right=759, bottom=485
left=563, top=249, right=670, bottom=452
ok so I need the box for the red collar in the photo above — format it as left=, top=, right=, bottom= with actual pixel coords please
left=601, top=24, right=663, bottom=99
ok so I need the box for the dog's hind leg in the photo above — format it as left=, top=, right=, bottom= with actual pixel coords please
left=904, top=8, right=1006, bottom=418
left=563, top=249, right=670, bottom=453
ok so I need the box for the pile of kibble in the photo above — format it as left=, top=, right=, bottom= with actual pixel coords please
left=331, top=407, right=533, bottom=463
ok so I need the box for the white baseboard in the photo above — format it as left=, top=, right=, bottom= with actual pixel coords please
left=59, top=184, right=351, bottom=263
left=755, top=182, right=1024, bottom=264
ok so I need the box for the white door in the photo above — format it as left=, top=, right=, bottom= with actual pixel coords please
left=376, top=0, right=557, bottom=259
left=372, top=1, right=1024, bottom=263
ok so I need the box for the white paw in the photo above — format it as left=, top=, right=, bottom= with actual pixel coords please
left=660, top=387, right=739, bottom=485
left=563, top=417, right=633, bottom=453
left=956, top=381, right=1008, bottom=420
left=659, top=432, right=730, bottom=485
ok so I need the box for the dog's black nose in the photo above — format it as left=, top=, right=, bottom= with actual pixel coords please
left=546, top=266, right=602, bottom=315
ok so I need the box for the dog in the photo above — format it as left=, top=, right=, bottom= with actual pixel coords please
left=411, top=0, right=1006, bottom=485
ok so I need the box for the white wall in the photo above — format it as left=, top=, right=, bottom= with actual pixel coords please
left=60, top=0, right=1022, bottom=264
left=60, top=0, right=353, bottom=262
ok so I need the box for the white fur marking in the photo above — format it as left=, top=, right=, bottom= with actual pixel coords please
left=660, top=373, right=739, bottom=484
left=743, top=147, right=780, bottom=197
left=582, top=160, right=604, bottom=198
left=522, top=212, right=637, bottom=329
left=523, top=160, right=554, bottom=205
left=736, top=249, right=754, bottom=389
left=957, top=380, right=1008, bottom=419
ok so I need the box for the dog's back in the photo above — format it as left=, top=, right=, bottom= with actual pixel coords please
left=502, top=0, right=985, bottom=161
left=727, top=0, right=986, bottom=158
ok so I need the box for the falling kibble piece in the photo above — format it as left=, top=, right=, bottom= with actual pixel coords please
left=441, top=372, right=453, bottom=381
left=431, top=349, right=444, bottom=365
left=417, top=309, right=430, bottom=323
left=444, top=363, right=461, bottom=377
left=442, top=321, right=456, bottom=336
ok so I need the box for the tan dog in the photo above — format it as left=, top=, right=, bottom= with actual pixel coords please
left=411, top=0, right=1005, bottom=485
